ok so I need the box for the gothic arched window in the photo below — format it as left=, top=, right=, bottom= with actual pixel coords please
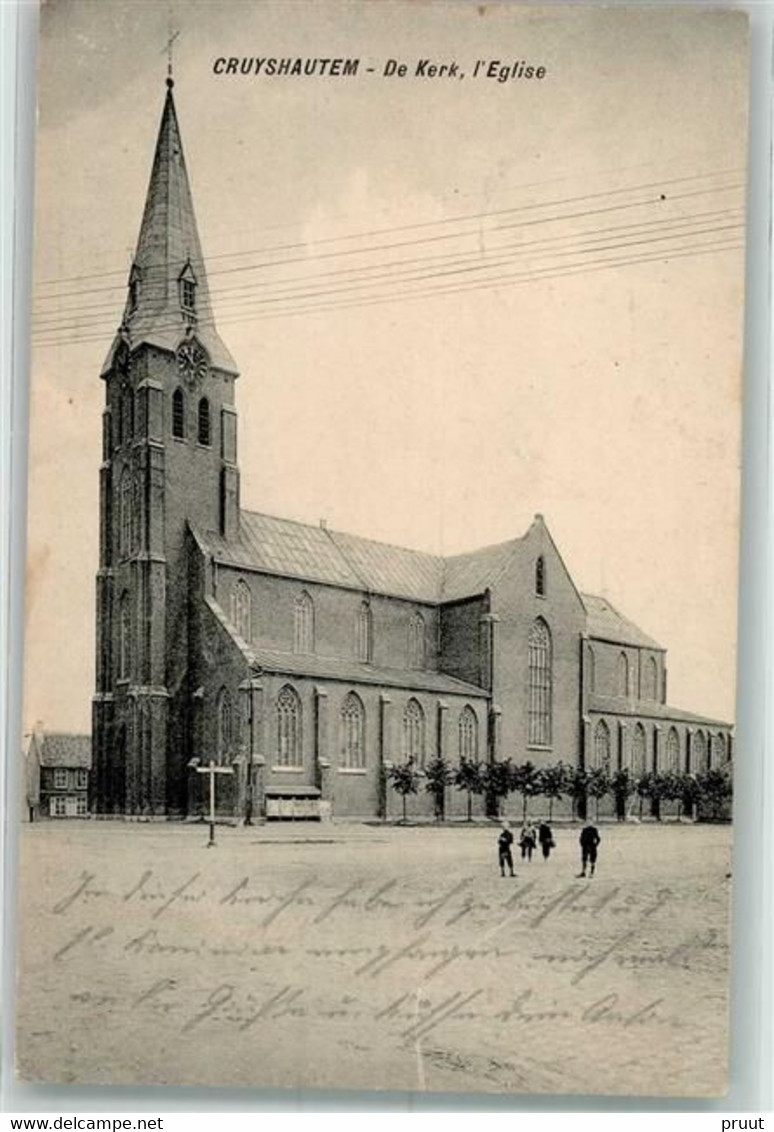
left=631, top=722, right=647, bottom=777
left=230, top=578, right=252, bottom=642
left=711, top=733, right=725, bottom=769
left=535, top=555, right=546, bottom=597
left=198, top=397, right=211, bottom=446
left=356, top=601, right=373, bottom=663
left=172, top=388, right=186, bottom=439
left=408, top=612, right=427, bottom=669
left=588, top=645, right=596, bottom=693
left=119, top=468, right=132, bottom=557
left=594, top=719, right=611, bottom=772
left=403, top=698, right=425, bottom=766
left=277, top=685, right=302, bottom=767
left=693, top=730, right=708, bottom=773
left=528, top=618, right=552, bottom=746
left=341, top=692, right=365, bottom=769
left=646, top=656, right=658, bottom=701
left=618, top=652, right=630, bottom=697
left=458, top=706, right=479, bottom=762
left=293, top=591, right=315, bottom=654
left=217, top=687, right=233, bottom=764
left=667, top=727, right=680, bottom=773
left=118, top=592, right=131, bottom=679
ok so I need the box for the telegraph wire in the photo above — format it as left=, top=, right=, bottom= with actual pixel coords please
left=34, top=180, right=745, bottom=304
left=31, top=204, right=744, bottom=330
left=31, top=219, right=745, bottom=340
left=32, top=237, right=743, bottom=349
left=33, top=163, right=743, bottom=290
left=175, top=239, right=746, bottom=326
left=32, top=175, right=744, bottom=305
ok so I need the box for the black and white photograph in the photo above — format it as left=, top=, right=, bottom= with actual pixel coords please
left=16, top=0, right=747, bottom=1099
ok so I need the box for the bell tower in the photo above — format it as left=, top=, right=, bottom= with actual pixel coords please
left=92, top=77, right=241, bottom=816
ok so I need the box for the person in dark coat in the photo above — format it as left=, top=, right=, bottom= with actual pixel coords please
left=578, top=820, right=601, bottom=877
left=538, top=821, right=555, bottom=860
left=498, top=823, right=515, bottom=877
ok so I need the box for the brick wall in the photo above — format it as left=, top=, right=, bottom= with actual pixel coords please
left=490, top=518, right=586, bottom=768
left=213, top=565, right=440, bottom=672
left=587, top=637, right=666, bottom=705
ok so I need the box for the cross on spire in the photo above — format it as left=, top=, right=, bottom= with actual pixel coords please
left=163, top=23, right=180, bottom=87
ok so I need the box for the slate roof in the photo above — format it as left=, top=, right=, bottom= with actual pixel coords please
left=588, top=695, right=731, bottom=729
left=102, top=84, right=237, bottom=376
left=239, top=644, right=487, bottom=697
left=199, top=516, right=665, bottom=655
left=582, top=592, right=663, bottom=650
left=442, top=538, right=523, bottom=603
left=199, top=510, right=526, bottom=605
left=37, top=733, right=91, bottom=769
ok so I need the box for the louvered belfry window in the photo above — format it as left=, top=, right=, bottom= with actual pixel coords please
left=198, top=397, right=211, bottom=446
left=172, top=388, right=186, bottom=439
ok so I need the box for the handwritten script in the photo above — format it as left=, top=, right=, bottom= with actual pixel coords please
left=17, top=827, right=731, bottom=1094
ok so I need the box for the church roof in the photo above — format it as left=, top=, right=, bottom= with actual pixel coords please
left=442, top=538, right=524, bottom=603
left=582, top=592, right=663, bottom=650
left=243, top=644, right=488, bottom=697
left=102, top=82, right=237, bottom=376
left=587, top=695, right=730, bottom=729
left=202, top=510, right=444, bottom=602
left=198, top=510, right=524, bottom=604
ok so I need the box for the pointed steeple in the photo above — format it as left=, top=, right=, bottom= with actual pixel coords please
left=103, top=79, right=237, bottom=375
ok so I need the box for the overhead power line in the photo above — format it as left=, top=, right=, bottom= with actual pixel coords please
left=32, top=217, right=745, bottom=341
left=33, top=236, right=743, bottom=350
left=33, top=162, right=744, bottom=290
left=32, top=170, right=744, bottom=305
left=31, top=204, right=743, bottom=330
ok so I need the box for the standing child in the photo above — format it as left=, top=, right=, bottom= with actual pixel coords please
left=498, top=822, right=515, bottom=877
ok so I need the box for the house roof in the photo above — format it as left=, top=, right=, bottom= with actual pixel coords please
left=36, top=733, right=91, bottom=769
left=582, top=592, right=663, bottom=650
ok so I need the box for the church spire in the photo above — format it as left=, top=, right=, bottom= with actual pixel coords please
left=104, top=80, right=236, bottom=375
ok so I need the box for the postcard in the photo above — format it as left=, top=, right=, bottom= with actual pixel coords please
left=17, top=0, right=747, bottom=1097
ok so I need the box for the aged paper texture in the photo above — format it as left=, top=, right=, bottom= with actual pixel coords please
left=18, top=0, right=747, bottom=1097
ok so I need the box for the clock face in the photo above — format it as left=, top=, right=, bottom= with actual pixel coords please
left=177, top=341, right=209, bottom=387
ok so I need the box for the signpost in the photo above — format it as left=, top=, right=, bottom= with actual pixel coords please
left=193, top=760, right=234, bottom=847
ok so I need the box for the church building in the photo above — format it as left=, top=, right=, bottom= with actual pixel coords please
left=91, top=80, right=732, bottom=821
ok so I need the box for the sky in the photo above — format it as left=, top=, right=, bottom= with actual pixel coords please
left=24, top=0, right=749, bottom=731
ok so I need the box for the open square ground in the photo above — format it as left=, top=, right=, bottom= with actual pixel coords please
left=15, top=820, right=732, bottom=1098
